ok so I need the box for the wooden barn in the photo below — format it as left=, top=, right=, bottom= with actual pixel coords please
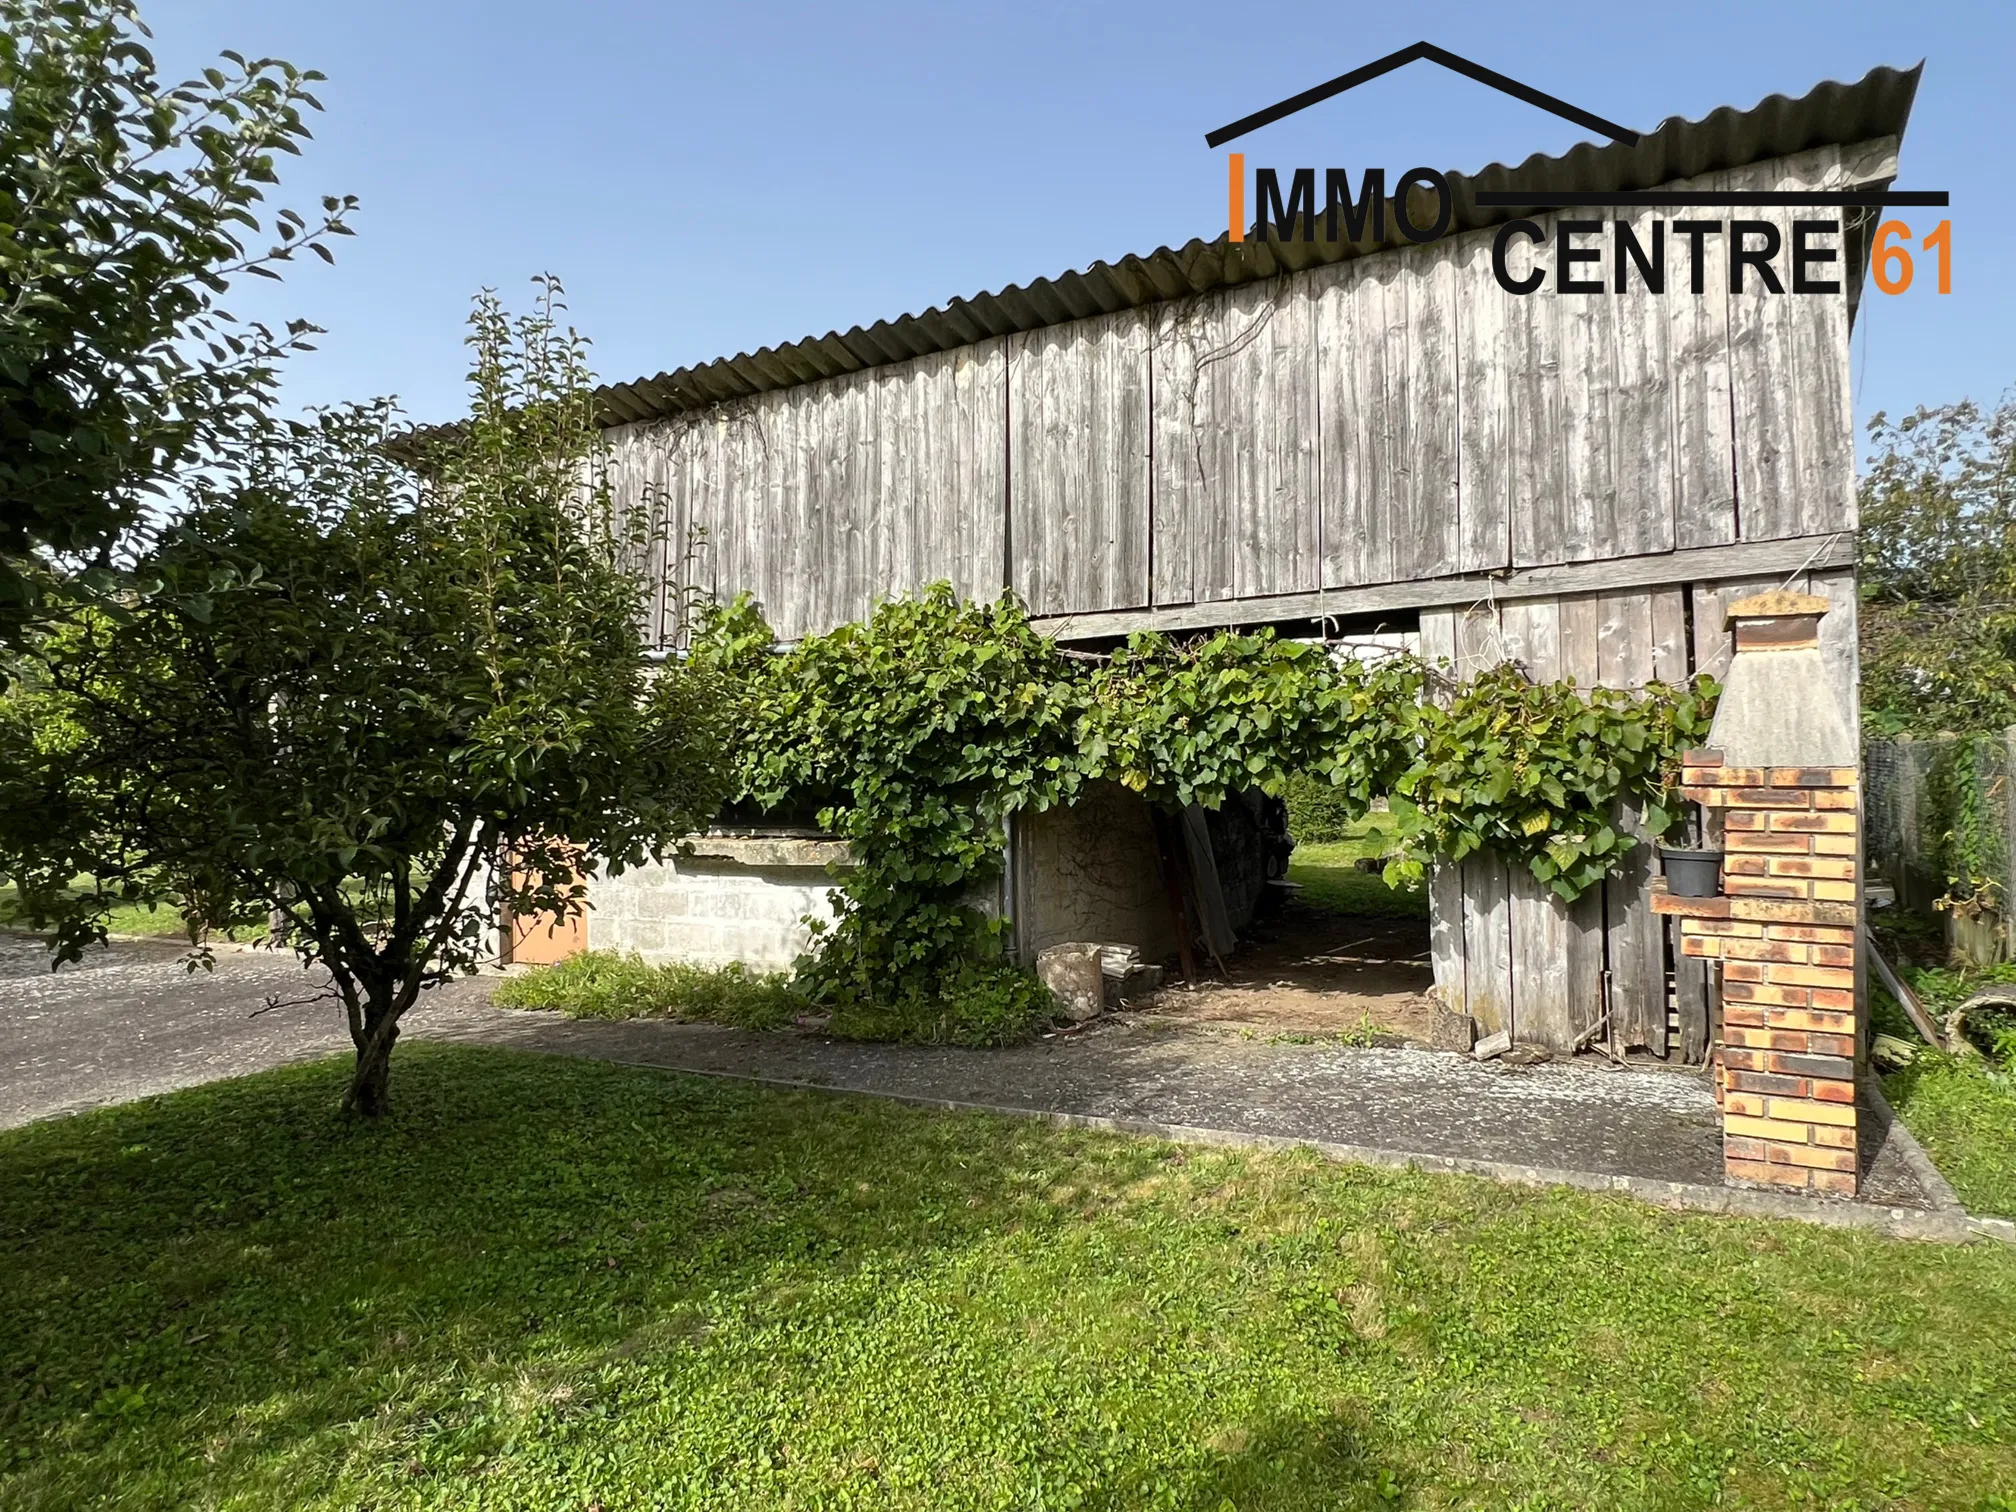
left=572, top=65, right=1917, bottom=1060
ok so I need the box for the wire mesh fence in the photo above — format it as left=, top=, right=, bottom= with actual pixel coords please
left=1865, top=729, right=2016, bottom=963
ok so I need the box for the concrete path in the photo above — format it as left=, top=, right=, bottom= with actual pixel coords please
left=2, top=935, right=1955, bottom=1231
left=441, top=1007, right=1731, bottom=1184
left=428, top=1006, right=1944, bottom=1216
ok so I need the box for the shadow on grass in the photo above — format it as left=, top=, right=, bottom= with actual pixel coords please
left=4, top=1044, right=2016, bottom=1510
left=1175, top=1414, right=1399, bottom=1510
left=0, top=1045, right=1417, bottom=1509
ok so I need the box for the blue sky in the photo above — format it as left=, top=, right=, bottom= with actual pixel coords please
left=161, top=0, right=2011, bottom=447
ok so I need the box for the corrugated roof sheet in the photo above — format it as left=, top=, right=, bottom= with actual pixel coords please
left=594, top=62, right=1920, bottom=428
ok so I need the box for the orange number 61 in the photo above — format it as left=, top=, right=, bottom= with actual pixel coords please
left=1873, top=220, right=1952, bottom=295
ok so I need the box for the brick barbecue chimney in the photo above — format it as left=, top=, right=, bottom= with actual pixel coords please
left=1653, top=590, right=1862, bottom=1196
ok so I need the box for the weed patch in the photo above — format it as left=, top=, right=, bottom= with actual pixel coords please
left=493, top=950, right=802, bottom=1030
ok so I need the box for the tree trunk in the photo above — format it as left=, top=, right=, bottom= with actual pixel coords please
left=344, top=1006, right=401, bottom=1118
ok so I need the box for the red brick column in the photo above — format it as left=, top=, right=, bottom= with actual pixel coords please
left=1655, top=755, right=1860, bottom=1195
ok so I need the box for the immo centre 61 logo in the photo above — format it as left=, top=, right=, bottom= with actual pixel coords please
left=1208, top=42, right=1951, bottom=298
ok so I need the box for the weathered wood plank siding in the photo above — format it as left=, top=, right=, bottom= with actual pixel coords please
left=611, top=342, right=1008, bottom=641
left=1010, top=318, right=1148, bottom=615
left=1725, top=147, right=1876, bottom=544
left=1597, top=587, right=1690, bottom=1056
left=1429, top=604, right=1517, bottom=1037
left=1451, top=229, right=1513, bottom=575
left=1498, top=597, right=1609, bottom=1052
left=1316, top=242, right=1463, bottom=589
left=1425, top=564, right=1859, bottom=1060
left=1152, top=281, right=1321, bottom=605
left=605, top=140, right=1891, bottom=642
left=1418, top=604, right=1468, bottom=1015
left=889, top=346, right=1011, bottom=613
left=1669, top=171, right=1740, bottom=551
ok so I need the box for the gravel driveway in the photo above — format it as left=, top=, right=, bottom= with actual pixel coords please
left=0, top=932, right=496, bottom=1129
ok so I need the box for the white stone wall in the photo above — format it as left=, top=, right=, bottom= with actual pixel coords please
left=589, top=838, right=848, bottom=972
left=590, top=809, right=1181, bottom=976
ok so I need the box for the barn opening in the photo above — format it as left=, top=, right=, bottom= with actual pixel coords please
left=1004, top=609, right=1438, bottom=1040
left=1129, top=782, right=1437, bottom=1043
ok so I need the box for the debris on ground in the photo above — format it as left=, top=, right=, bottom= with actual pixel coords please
left=1872, top=1033, right=1918, bottom=1069
left=1473, top=1029, right=1512, bottom=1062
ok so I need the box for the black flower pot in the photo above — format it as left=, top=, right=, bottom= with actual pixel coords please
left=1658, top=846, right=1724, bottom=898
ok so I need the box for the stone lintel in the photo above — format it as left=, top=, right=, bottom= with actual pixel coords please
left=682, top=835, right=854, bottom=869
left=1725, top=589, right=1831, bottom=624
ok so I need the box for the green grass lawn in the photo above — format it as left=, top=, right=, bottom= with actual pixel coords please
left=0, top=881, right=192, bottom=940
left=1874, top=958, right=2016, bottom=1220
left=4, top=1048, right=2014, bottom=1510
left=1287, top=812, right=1428, bottom=920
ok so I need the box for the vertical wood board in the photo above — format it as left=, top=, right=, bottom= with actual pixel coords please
left=1604, top=199, right=1679, bottom=559
left=1448, top=602, right=1514, bottom=1032
left=1666, top=170, right=1740, bottom=550
left=1011, top=314, right=1151, bottom=616
left=1723, top=145, right=1887, bottom=544
left=878, top=340, right=1010, bottom=613
left=1505, top=254, right=1571, bottom=569
left=1317, top=244, right=1462, bottom=589
left=1152, top=281, right=1320, bottom=605
left=1418, top=608, right=1467, bottom=1008
left=1499, top=597, right=1605, bottom=1051
left=1453, top=225, right=1513, bottom=574
left=1594, top=588, right=1688, bottom=1054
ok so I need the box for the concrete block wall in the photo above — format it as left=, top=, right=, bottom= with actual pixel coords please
left=590, top=838, right=848, bottom=972
left=590, top=787, right=1195, bottom=977
left=1012, top=781, right=1179, bottom=964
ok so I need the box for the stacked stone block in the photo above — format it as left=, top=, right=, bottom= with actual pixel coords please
left=591, top=840, right=848, bottom=970
left=1657, top=754, right=1861, bottom=1195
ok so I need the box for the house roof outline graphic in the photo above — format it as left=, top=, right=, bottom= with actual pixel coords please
left=1204, top=41, right=1641, bottom=150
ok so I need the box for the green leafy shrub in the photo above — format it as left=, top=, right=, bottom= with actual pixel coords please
left=1925, top=739, right=2011, bottom=919
left=695, top=588, right=1089, bottom=1038
left=495, top=948, right=1045, bottom=1047
left=1389, top=663, right=1715, bottom=902
left=494, top=951, right=802, bottom=1031
left=693, top=587, right=1715, bottom=1038
left=1882, top=960, right=2016, bottom=1061
left=1859, top=396, right=2016, bottom=735
left=1283, top=772, right=1362, bottom=843
left=1875, top=960, right=2016, bottom=1217
left=825, top=959, right=1056, bottom=1048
